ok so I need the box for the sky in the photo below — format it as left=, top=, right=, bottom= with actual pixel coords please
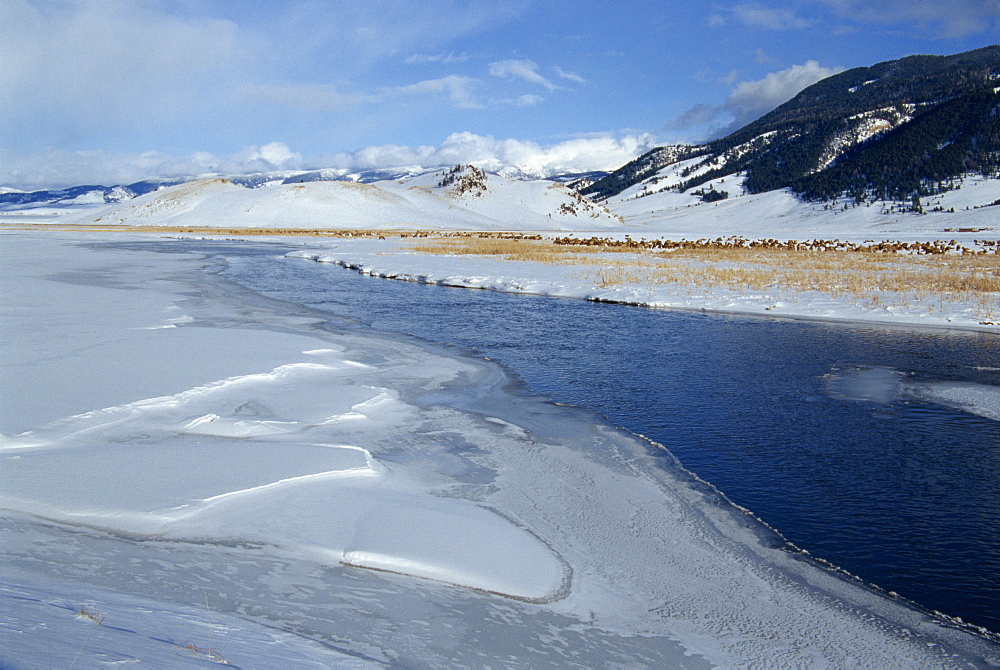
left=1, top=0, right=998, bottom=189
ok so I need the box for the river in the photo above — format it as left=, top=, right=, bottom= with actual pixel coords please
left=208, top=242, right=1000, bottom=634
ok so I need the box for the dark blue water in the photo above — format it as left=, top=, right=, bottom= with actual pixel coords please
left=209, top=245, right=1000, bottom=633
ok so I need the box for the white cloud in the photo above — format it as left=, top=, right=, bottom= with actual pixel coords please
left=718, top=69, right=741, bottom=85
left=0, top=0, right=244, bottom=147
left=489, top=59, right=559, bottom=90
left=670, top=61, right=843, bottom=137
left=390, top=75, right=483, bottom=109
left=315, top=132, right=658, bottom=176
left=754, top=49, right=778, bottom=65
left=820, top=0, right=999, bottom=37
left=710, top=4, right=814, bottom=30
left=734, top=4, right=815, bottom=30
left=0, top=142, right=307, bottom=190
left=491, top=94, right=545, bottom=107
left=0, top=133, right=658, bottom=189
left=516, top=94, right=545, bottom=107
left=670, top=103, right=723, bottom=131
left=405, top=52, right=471, bottom=64
left=554, top=66, right=586, bottom=84
left=726, top=60, right=843, bottom=121
left=240, top=75, right=482, bottom=113
left=255, top=142, right=302, bottom=168
left=0, top=1, right=528, bottom=155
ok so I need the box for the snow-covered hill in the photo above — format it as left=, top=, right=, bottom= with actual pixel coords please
left=607, top=167, right=1000, bottom=241
left=583, top=46, right=1000, bottom=204
left=85, top=166, right=624, bottom=231
left=4, top=159, right=997, bottom=241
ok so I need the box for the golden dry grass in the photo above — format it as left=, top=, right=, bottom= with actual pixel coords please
left=408, top=235, right=637, bottom=262
left=408, top=234, right=1000, bottom=322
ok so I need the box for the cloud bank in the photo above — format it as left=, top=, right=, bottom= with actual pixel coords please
left=316, top=132, right=657, bottom=175
left=1, top=134, right=658, bottom=190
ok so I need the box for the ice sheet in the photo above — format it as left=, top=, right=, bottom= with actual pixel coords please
left=912, top=381, right=1000, bottom=421
left=824, top=365, right=1000, bottom=422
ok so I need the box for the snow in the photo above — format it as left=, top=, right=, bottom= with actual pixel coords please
left=23, top=166, right=993, bottom=333
left=82, top=170, right=623, bottom=231
left=0, top=237, right=564, bottom=603
left=911, top=381, right=1000, bottom=422
left=3, top=230, right=1000, bottom=667
left=823, top=365, right=1000, bottom=423
left=1, top=572, right=367, bottom=668
left=3, top=164, right=1000, bottom=664
left=59, top=189, right=109, bottom=205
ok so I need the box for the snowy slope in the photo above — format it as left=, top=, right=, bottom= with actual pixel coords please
left=26, top=163, right=987, bottom=242
left=83, top=168, right=624, bottom=231
left=611, top=169, right=1000, bottom=241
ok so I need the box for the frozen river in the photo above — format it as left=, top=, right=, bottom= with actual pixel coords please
left=3, top=233, right=999, bottom=667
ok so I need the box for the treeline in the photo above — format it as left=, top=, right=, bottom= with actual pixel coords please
left=580, top=145, right=705, bottom=200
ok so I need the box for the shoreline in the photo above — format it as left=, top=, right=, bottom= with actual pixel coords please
left=316, top=253, right=1000, bottom=335
left=283, top=240, right=1000, bottom=335
left=5, top=226, right=997, bottom=335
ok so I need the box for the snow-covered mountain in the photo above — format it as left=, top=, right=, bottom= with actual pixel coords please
left=584, top=45, right=1000, bottom=204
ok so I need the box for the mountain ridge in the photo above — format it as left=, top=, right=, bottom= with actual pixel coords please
left=582, top=45, right=1000, bottom=203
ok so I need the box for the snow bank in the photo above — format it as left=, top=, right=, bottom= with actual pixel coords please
left=287, top=237, right=999, bottom=333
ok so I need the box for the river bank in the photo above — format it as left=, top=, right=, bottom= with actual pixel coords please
left=4, top=230, right=999, bottom=666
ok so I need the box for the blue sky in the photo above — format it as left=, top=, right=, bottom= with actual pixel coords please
left=2, top=0, right=998, bottom=189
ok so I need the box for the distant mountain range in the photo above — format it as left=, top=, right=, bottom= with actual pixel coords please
left=0, top=163, right=617, bottom=210
left=582, top=45, right=1000, bottom=204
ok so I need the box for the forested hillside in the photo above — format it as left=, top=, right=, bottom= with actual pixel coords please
left=583, top=46, right=1000, bottom=204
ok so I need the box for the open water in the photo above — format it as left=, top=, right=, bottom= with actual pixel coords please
left=211, top=243, right=1000, bottom=634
